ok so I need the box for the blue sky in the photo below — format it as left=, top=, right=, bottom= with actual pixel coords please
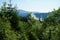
left=0, top=0, right=60, bottom=12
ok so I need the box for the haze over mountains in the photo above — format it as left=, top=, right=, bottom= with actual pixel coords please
left=18, top=10, right=48, bottom=20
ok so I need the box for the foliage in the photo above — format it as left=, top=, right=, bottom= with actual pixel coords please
left=42, top=7, right=60, bottom=40
left=0, top=2, right=60, bottom=40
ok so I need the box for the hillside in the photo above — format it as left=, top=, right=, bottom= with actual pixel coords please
left=18, top=10, right=48, bottom=20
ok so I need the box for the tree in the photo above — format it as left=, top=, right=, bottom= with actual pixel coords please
left=42, top=8, right=60, bottom=40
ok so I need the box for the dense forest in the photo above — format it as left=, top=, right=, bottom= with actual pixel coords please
left=0, top=2, right=60, bottom=40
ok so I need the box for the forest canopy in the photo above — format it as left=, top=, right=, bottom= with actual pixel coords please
left=0, top=2, right=60, bottom=40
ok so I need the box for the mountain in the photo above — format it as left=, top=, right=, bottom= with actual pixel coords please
left=18, top=10, right=49, bottom=20
left=34, top=13, right=48, bottom=19
left=18, top=10, right=30, bottom=17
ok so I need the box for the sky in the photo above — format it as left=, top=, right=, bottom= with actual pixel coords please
left=0, top=0, right=60, bottom=12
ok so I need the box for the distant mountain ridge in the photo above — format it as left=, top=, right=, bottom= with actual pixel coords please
left=18, top=10, right=48, bottom=20
left=18, top=10, right=29, bottom=17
